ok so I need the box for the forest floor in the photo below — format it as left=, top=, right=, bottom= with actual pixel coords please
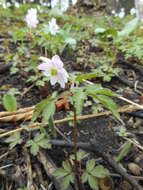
left=0, top=2, right=143, bottom=190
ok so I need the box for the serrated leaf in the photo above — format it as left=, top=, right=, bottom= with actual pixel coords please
left=92, top=165, right=109, bottom=178
left=86, top=159, right=96, bottom=172
left=30, top=142, right=39, bottom=156
left=72, top=88, right=86, bottom=115
left=81, top=171, right=88, bottom=183
left=86, top=84, right=102, bottom=93
left=92, top=89, right=117, bottom=97
left=90, top=94, right=121, bottom=122
left=3, top=93, right=17, bottom=112
left=26, top=140, right=34, bottom=147
left=115, top=142, right=131, bottom=163
left=5, top=132, right=22, bottom=149
left=32, top=97, right=51, bottom=122
left=88, top=175, right=99, bottom=190
left=70, top=150, right=89, bottom=161
left=62, top=174, right=72, bottom=189
left=38, top=139, right=51, bottom=149
left=62, top=161, right=72, bottom=172
left=42, top=100, right=56, bottom=123
left=77, top=150, right=89, bottom=161
left=86, top=85, right=117, bottom=97
left=34, top=133, right=45, bottom=143
left=53, top=168, right=68, bottom=178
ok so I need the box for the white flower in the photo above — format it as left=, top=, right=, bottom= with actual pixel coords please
left=130, top=8, right=136, bottom=15
left=38, top=55, right=69, bottom=88
left=51, top=0, right=69, bottom=12
left=2, top=3, right=7, bottom=9
left=112, top=10, right=116, bottom=15
left=60, top=0, right=69, bottom=12
left=14, top=2, right=20, bottom=8
left=51, top=0, right=59, bottom=8
left=25, top=8, right=39, bottom=29
left=72, top=0, right=78, bottom=5
left=118, top=11, right=125, bottom=18
left=6, top=2, right=11, bottom=8
left=48, top=18, right=60, bottom=35
left=121, top=8, right=125, bottom=12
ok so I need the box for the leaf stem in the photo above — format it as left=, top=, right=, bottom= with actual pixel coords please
left=73, top=106, right=83, bottom=190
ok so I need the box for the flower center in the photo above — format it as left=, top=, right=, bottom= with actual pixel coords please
left=51, top=68, right=58, bottom=76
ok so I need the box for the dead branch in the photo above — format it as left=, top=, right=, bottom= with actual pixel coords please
left=49, top=139, right=143, bottom=190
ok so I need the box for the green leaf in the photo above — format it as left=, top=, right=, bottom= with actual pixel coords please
left=62, top=174, right=72, bottom=189
left=70, top=150, right=89, bottom=161
left=92, top=165, right=109, bottom=178
left=86, top=159, right=96, bottom=172
left=3, top=93, right=17, bottom=112
left=34, top=133, right=45, bottom=143
left=115, top=142, right=131, bottom=163
left=72, top=88, right=87, bottom=115
left=5, top=132, right=22, bottom=149
left=81, top=171, right=88, bottom=183
left=86, top=85, right=117, bottom=97
left=62, top=161, right=72, bottom=172
left=86, top=84, right=102, bottom=94
left=105, top=28, right=118, bottom=38
left=77, top=150, right=89, bottom=161
left=65, top=37, right=76, bottom=49
left=53, top=168, right=68, bottom=178
left=76, top=73, right=97, bottom=83
left=88, top=175, right=99, bottom=190
left=42, top=100, right=56, bottom=123
left=94, top=28, right=106, bottom=34
left=32, top=97, right=51, bottom=122
left=90, top=94, right=121, bottom=122
left=30, top=142, right=39, bottom=156
left=118, top=18, right=138, bottom=38
left=38, top=139, right=51, bottom=149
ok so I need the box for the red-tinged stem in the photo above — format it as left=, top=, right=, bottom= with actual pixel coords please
left=73, top=106, right=83, bottom=190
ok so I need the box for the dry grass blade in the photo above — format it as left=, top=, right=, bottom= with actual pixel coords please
left=0, top=104, right=141, bottom=139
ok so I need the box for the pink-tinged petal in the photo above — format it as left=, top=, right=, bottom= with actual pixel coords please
left=52, top=55, right=63, bottom=68
left=56, top=73, right=67, bottom=88
left=39, top=56, right=51, bottom=64
left=61, top=68, right=69, bottom=79
left=58, top=69, right=69, bottom=83
left=50, top=76, right=58, bottom=85
left=38, top=63, right=50, bottom=71
left=58, top=77, right=66, bottom=88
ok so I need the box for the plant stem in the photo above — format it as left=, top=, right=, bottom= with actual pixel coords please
left=73, top=106, right=83, bottom=190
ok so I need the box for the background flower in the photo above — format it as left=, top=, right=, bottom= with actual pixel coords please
left=48, top=18, right=60, bottom=35
left=25, top=8, right=39, bottom=29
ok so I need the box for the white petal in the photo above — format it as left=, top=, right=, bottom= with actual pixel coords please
left=61, top=68, right=69, bottom=79
left=50, top=76, right=58, bottom=85
left=58, top=78, right=66, bottom=88
left=57, top=72, right=67, bottom=88
left=39, top=56, right=51, bottom=64
left=51, top=18, right=56, bottom=24
left=52, top=55, right=63, bottom=68
left=43, top=71, right=50, bottom=76
left=38, top=63, right=51, bottom=71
